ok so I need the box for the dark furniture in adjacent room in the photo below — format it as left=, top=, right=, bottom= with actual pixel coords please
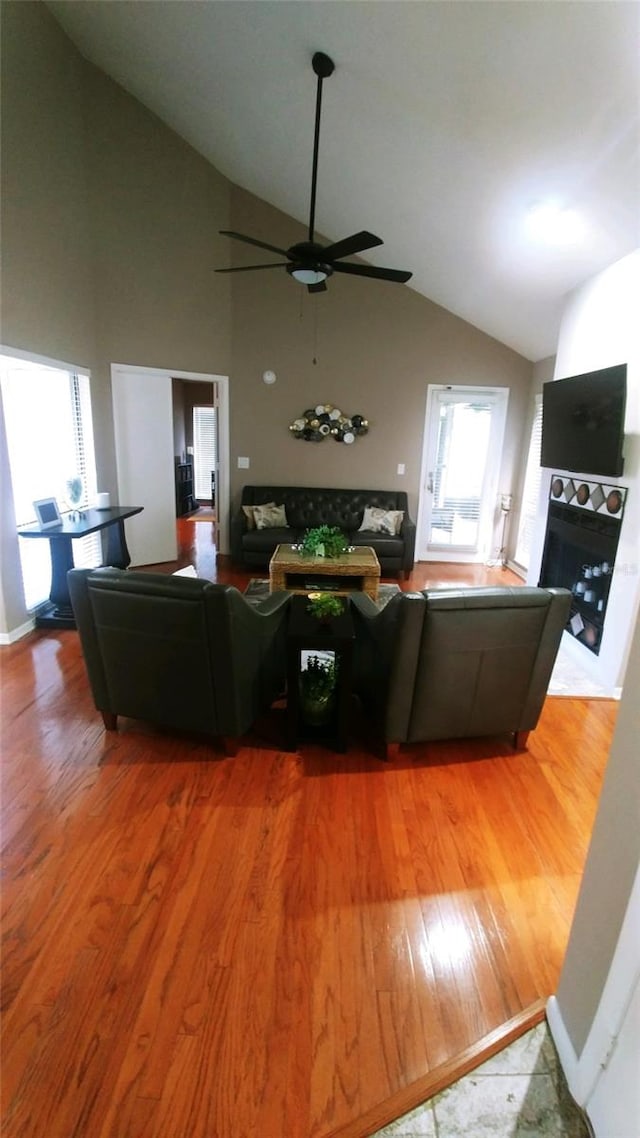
left=232, top=485, right=416, bottom=576
left=175, top=459, right=195, bottom=516
left=18, top=506, right=143, bottom=629
left=67, top=568, right=291, bottom=754
left=351, top=585, right=572, bottom=759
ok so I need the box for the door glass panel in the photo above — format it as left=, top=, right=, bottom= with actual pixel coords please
left=430, top=399, right=494, bottom=548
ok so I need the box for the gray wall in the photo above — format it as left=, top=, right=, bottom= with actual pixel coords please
left=228, top=186, right=533, bottom=525
left=0, top=0, right=533, bottom=636
left=0, top=1, right=231, bottom=633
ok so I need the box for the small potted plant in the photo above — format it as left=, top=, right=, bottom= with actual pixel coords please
left=299, top=654, right=337, bottom=726
left=301, top=525, right=348, bottom=559
left=307, top=591, right=344, bottom=624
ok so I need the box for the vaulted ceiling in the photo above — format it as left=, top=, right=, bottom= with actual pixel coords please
left=47, top=0, right=639, bottom=361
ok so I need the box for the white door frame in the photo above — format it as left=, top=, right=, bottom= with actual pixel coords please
left=111, top=363, right=230, bottom=557
left=416, top=384, right=509, bottom=563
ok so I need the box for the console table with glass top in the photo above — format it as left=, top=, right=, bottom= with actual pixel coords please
left=18, top=506, right=143, bottom=629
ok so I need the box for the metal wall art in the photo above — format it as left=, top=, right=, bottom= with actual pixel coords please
left=289, top=404, right=369, bottom=444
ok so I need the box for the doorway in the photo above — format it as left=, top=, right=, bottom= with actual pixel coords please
left=112, top=365, right=229, bottom=567
left=417, top=385, right=509, bottom=562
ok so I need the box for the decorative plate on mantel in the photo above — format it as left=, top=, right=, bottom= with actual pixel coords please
left=550, top=475, right=627, bottom=517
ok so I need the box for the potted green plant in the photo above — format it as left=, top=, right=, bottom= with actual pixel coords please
left=299, top=654, right=337, bottom=726
left=301, top=525, right=348, bottom=559
left=306, top=592, right=344, bottom=624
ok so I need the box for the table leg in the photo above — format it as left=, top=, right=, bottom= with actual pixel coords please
left=335, top=642, right=353, bottom=753
left=33, top=536, right=76, bottom=628
left=49, top=536, right=75, bottom=616
left=285, top=645, right=301, bottom=751
left=105, top=519, right=132, bottom=569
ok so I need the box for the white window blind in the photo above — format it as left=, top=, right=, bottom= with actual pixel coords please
left=1, top=355, right=100, bottom=611
left=514, top=394, right=543, bottom=571
left=193, top=405, right=217, bottom=500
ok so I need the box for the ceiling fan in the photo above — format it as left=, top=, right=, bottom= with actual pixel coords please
left=216, top=52, right=412, bottom=294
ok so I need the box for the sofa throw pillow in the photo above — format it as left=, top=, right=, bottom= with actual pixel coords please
left=358, top=506, right=404, bottom=535
left=242, top=502, right=275, bottom=530
left=254, top=503, right=288, bottom=530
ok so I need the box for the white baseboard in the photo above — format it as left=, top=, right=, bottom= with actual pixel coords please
left=546, top=995, right=581, bottom=1101
left=0, top=617, right=36, bottom=645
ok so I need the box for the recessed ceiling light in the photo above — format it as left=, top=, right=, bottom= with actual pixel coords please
left=526, top=202, right=584, bottom=245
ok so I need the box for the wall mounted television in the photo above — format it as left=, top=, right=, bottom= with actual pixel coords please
left=541, top=363, right=627, bottom=479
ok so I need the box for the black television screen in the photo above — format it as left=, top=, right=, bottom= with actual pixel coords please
left=541, top=364, right=626, bottom=478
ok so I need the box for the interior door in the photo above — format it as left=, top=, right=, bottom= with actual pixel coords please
left=111, top=367, right=177, bottom=567
left=419, top=386, right=508, bottom=561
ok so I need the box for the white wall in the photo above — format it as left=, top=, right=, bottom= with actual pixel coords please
left=528, top=250, right=640, bottom=690
left=547, top=609, right=640, bottom=1133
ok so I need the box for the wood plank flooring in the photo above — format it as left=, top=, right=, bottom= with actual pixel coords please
left=0, top=533, right=617, bottom=1137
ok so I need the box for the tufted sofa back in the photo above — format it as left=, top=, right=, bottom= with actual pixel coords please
left=240, top=485, right=409, bottom=532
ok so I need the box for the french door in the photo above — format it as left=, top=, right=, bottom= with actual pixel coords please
left=419, top=386, right=509, bottom=561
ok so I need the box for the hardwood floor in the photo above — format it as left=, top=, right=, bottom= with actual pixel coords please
left=0, top=529, right=617, bottom=1137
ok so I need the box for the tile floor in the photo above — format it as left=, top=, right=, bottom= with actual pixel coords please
left=373, top=1022, right=592, bottom=1138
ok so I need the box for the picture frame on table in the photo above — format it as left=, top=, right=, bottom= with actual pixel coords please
left=33, top=497, right=62, bottom=529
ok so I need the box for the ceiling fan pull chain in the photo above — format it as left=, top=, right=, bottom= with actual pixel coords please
left=313, top=297, right=318, bottom=365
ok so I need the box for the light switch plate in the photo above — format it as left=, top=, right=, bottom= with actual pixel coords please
left=397, top=463, right=406, bottom=475
left=237, top=456, right=250, bottom=469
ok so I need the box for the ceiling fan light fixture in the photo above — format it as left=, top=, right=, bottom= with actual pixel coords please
left=289, top=266, right=328, bottom=285
left=217, top=52, right=412, bottom=291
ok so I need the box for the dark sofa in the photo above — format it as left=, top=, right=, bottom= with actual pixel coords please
left=231, top=485, right=416, bottom=576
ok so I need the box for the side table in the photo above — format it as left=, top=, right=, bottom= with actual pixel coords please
left=286, top=595, right=355, bottom=753
left=17, top=506, right=143, bottom=629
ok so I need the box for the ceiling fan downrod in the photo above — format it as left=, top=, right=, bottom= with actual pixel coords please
left=308, top=52, right=335, bottom=244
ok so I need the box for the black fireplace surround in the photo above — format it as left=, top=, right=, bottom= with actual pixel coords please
left=538, top=476, right=627, bottom=655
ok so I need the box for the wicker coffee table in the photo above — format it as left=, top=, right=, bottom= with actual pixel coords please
left=269, top=544, right=380, bottom=601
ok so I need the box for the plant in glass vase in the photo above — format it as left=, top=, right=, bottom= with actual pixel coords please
left=64, top=475, right=84, bottom=519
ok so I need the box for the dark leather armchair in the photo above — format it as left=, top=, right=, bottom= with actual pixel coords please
left=67, top=568, right=290, bottom=754
left=352, top=586, right=572, bottom=758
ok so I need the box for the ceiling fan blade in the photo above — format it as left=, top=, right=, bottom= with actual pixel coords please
left=332, top=262, right=413, bottom=284
left=322, top=231, right=384, bottom=262
left=307, top=280, right=327, bottom=294
left=215, top=263, right=288, bottom=274
left=219, top=230, right=289, bottom=257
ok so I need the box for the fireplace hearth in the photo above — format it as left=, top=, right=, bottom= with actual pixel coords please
left=539, top=475, right=627, bottom=655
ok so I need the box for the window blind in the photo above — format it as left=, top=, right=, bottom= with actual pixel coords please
left=1, top=355, right=101, bottom=610
left=193, top=405, right=217, bottom=500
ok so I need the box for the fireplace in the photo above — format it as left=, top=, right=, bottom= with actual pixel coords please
left=539, top=475, right=627, bottom=655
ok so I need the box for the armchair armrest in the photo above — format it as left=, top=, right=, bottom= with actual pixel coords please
left=352, top=592, right=425, bottom=740
left=399, top=515, right=416, bottom=571
left=230, top=510, right=248, bottom=564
